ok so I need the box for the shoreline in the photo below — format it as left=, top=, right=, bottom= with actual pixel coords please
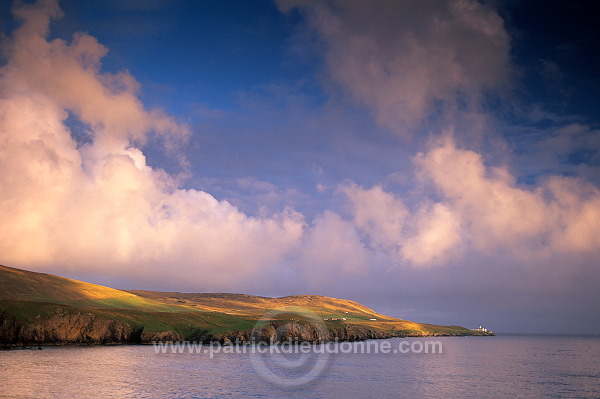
left=0, top=330, right=495, bottom=350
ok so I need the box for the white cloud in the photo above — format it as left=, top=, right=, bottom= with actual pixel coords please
left=0, top=0, right=305, bottom=289
left=339, top=183, right=407, bottom=251
left=414, top=135, right=600, bottom=259
left=6, top=8, right=185, bottom=150
left=400, top=202, right=463, bottom=265
left=337, top=135, right=600, bottom=268
left=292, top=210, right=372, bottom=286
left=340, top=182, right=462, bottom=267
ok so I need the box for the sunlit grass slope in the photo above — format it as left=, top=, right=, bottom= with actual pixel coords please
left=126, top=291, right=434, bottom=335
left=0, top=265, right=178, bottom=311
left=0, top=264, right=483, bottom=341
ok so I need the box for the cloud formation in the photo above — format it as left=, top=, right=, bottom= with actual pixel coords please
left=0, top=0, right=305, bottom=289
left=6, top=0, right=186, bottom=151
left=340, top=183, right=462, bottom=266
left=336, top=134, right=600, bottom=267
left=418, top=136, right=600, bottom=258
left=274, top=0, right=600, bottom=271
left=279, top=0, right=511, bottom=133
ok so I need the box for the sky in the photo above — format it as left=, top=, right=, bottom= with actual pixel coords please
left=0, top=0, right=599, bottom=334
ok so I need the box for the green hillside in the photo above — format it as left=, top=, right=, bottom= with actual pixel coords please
left=0, top=265, right=492, bottom=346
left=0, top=265, right=176, bottom=311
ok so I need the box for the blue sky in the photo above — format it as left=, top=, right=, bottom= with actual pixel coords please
left=0, top=0, right=599, bottom=334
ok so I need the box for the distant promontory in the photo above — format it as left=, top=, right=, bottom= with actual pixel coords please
left=0, top=265, right=493, bottom=347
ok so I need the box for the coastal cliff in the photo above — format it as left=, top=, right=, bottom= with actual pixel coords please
left=0, top=265, right=493, bottom=347
left=0, top=308, right=143, bottom=345
left=1, top=308, right=485, bottom=347
left=0, top=305, right=188, bottom=346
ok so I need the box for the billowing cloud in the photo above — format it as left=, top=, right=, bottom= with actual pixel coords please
left=400, top=201, right=463, bottom=265
left=414, top=135, right=600, bottom=258
left=274, top=0, right=600, bottom=271
left=339, top=183, right=462, bottom=267
left=0, top=0, right=305, bottom=289
left=336, top=135, right=600, bottom=267
left=5, top=0, right=186, bottom=151
left=278, top=0, right=511, bottom=133
left=293, top=210, right=372, bottom=285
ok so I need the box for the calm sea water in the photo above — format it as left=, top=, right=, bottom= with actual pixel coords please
left=1, top=335, right=599, bottom=398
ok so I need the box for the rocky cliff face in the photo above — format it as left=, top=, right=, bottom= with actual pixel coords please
left=0, top=308, right=458, bottom=347
left=1, top=308, right=492, bottom=347
left=0, top=306, right=490, bottom=347
left=205, top=320, right=396, bottom=345
left=0, top=309, right=144, bottom=345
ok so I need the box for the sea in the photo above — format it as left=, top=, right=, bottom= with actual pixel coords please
left=1, top=335, right=599, bottom=398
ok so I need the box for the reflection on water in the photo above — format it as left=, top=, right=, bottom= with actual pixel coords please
left=1, top=336, right=599, bottom=398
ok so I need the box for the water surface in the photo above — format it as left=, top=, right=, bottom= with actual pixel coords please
left=1, top=335, right=599, bottom=398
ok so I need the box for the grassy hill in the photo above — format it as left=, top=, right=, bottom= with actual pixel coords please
left=0, top=265, right=491, bottom=346
left=0, top=265, right=176, bottom=311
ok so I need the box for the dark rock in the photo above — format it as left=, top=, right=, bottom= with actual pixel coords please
left=0, top=309, right=144, bottom=345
